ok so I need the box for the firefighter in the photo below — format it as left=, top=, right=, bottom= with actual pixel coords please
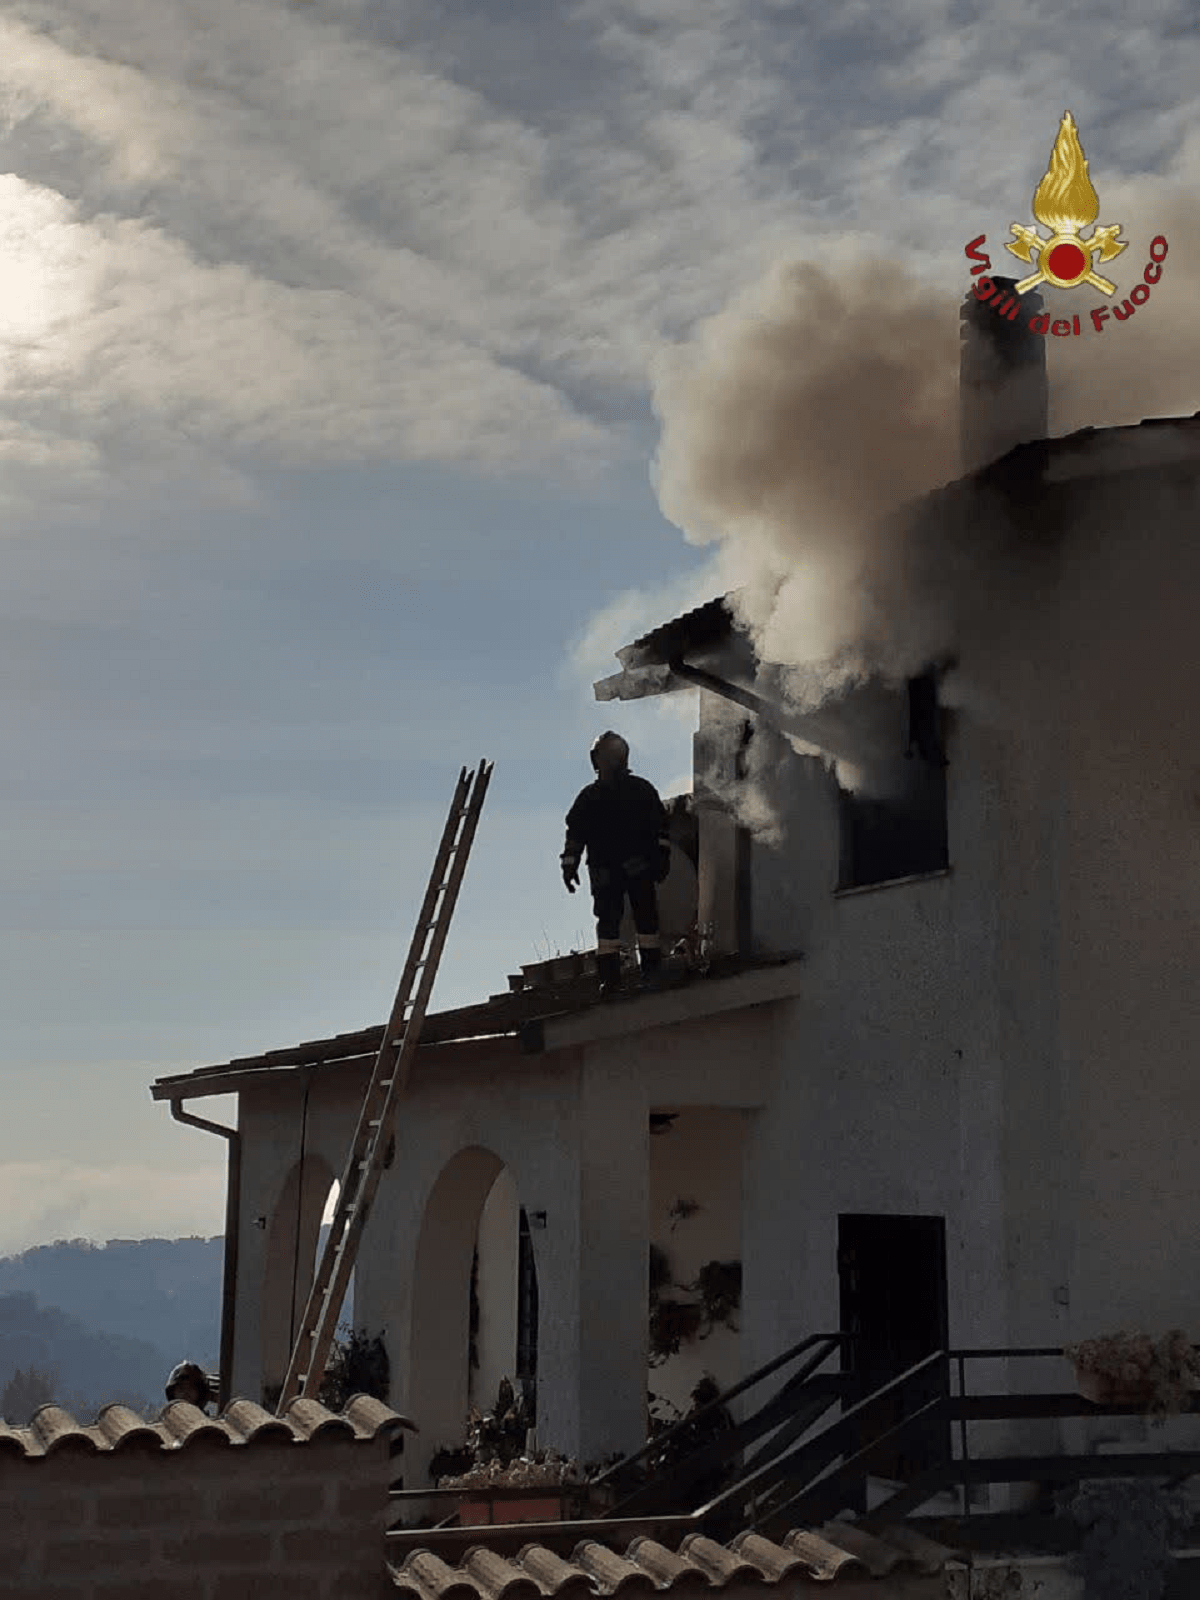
left=165, top=1360, right=219, bottom=1412
left=561, top=732, right=671, bottom=996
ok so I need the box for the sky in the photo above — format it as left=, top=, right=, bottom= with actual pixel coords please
left=1, top=0, right=1198, bottom=1251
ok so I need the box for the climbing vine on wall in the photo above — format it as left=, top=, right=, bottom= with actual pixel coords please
left=648, top=1244, right=742, bottom=1364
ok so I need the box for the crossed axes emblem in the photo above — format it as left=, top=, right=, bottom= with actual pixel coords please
left=1005, top=220, right=1128, bottom=296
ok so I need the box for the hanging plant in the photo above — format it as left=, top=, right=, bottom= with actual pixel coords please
left=690, top=1260, right=742, bottom=1333
left=668, top=1197, right=701, bottom=1230
left=649, top=1297, right=704, bottom=1365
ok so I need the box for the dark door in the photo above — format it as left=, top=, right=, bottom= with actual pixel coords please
left=837, top=1214, right=950, bottom=1481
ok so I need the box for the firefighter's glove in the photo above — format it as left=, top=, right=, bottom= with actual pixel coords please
left=562, top=859, right=580, bottom=894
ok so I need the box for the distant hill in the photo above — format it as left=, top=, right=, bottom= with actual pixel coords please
left=0, top=1292, right=173, bottom=1419
left=0, top=1237, right=222, bottom=1415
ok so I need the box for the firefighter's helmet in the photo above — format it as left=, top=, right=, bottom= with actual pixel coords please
left=590, top=731, right=629, bottom=774
left=166, top=1360, right=216, bottom=1405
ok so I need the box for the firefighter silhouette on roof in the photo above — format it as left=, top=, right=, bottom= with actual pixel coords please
left=561, top=733, right=671, bottom=998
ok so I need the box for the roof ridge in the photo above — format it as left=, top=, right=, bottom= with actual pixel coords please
left=0, top=1395, right=410, bottom=1458
left=389, top=1519, right=957, bottom=1596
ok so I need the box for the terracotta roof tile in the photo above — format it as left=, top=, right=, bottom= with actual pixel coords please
left=283, top=1396, right=357, bottom=1442
left=461, top=1546, right=546, bottom=1600
left=726, top=1532, right=806, bottom=1583
left=94, top=1404, right=164, bottom=1451
left=345, top=1393, right=419, bottom=1439
left=389, top=1521, right=953, bottom=1596
left=624, top=1536, right=714, bottom=1590
left=221, top=1398, right=296, bottom=1443
left=513, top=1543, right=599, bottom=1599
left=402, top=1549, right=485, bottom=1600
left=160, top=1400, right=233, bottom=1448
left=676, top=1534, right=764, bottom=1587
left=0, top=1396, right=409, bottom=1459
left=30, top=1405, right=101, bottom=1455
left=779, top=1530, right=866, bottom=1581
left=572, top=1541, right=660, bottom=1594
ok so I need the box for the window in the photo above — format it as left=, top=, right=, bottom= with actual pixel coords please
left=836, top=673, right=949, bottom=890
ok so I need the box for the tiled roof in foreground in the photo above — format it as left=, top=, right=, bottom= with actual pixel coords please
left=389, top=1523, right=956, bottom=1596
left=0, top=1395, right=413, bottom=1458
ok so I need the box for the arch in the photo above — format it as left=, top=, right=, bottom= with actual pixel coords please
left=261, top=1151, right=337, bottom=1404
left=408, top=1145, right=508, bottom=1481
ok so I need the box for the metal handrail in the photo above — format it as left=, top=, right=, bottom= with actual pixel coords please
left=696, top=1348, right=946, bottom=1520
left=588, top=1330, right=849, bottom=1490
left=752, top=1394, right=948, bottom=1533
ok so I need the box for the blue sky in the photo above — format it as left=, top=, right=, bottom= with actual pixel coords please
left=2, top=0, right=1199, bottom=1249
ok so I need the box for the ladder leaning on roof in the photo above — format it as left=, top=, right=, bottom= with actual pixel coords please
left=276, top=758, right=494, bottom=1413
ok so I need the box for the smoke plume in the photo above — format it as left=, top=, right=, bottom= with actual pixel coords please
left=651, top=256, right=962, bottom=705
left=650, top=131, right=1200, bottom=732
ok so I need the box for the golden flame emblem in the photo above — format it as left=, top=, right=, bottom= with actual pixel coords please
left=1005, top=111, right=1127, bottom=295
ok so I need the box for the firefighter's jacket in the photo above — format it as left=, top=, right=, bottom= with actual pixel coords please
left=563, top=773, right=669, bottom=882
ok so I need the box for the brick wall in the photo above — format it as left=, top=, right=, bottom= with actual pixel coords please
left=0, top=1433, right=394, bottom=1600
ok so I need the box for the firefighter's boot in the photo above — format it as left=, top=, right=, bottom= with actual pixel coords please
left=597, top=950, right=622, bottom=999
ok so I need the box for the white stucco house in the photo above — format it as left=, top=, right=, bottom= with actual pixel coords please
left=152, top=286, right=1200, bottom=1508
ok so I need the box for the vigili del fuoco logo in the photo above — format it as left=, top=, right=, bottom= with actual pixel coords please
left=964, top=110, right=1168, bottom=339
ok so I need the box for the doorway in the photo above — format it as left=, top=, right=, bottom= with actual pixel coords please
left=837, top=1213, right=950, bottom=1481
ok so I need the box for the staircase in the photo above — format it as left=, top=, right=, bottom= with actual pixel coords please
left=587, top=1338, right=1200, bottom=1549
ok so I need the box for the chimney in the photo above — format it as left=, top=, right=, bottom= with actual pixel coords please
left=959, top=276, right=1048, bottom=473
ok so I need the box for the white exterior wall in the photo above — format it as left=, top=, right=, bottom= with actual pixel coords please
left=1056, top=465, right=1200, bottom=1339
left=734, top=445, right=1200, bottom=1452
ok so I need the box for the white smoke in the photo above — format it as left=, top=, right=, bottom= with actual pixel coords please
left=647, top=134, right=1200, bottom=816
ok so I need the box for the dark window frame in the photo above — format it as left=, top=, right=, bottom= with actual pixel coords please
left=835, top=673, right=949, bottom=892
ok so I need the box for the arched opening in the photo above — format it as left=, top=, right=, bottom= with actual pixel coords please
left=408, top=1147, right=538, bottom=1484
left=261, top=1155, right=345, bottom=1407
left=469, top=1170, right=539, bottom=1415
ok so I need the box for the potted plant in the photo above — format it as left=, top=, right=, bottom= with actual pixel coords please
left=442, top=1453, right=580, bottom=1525
left=1065, top=1329, right=1200, bottom=1419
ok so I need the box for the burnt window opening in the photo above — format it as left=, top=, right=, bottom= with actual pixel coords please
left=516, top=1207, right=539, bottom=1382
left=837, top=673, right=949, bottom=891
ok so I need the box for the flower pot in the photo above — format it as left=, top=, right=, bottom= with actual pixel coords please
left=458, top=1493, right=564, bottom=1526
left=1075, top=1369, right=1157, bottom=1407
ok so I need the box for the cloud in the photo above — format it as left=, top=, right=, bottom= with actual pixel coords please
left=0, top=1157, right=226, bottom=1256
left=2, top=0, right=1200, bottom=514
left=567, top=560, right=723, bottom=685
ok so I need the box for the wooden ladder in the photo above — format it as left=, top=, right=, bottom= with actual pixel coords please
left=276, top=758, right=494, bottom=1411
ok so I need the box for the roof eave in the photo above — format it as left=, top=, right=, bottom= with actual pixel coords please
left=593, top=665, right=692, bottom=702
